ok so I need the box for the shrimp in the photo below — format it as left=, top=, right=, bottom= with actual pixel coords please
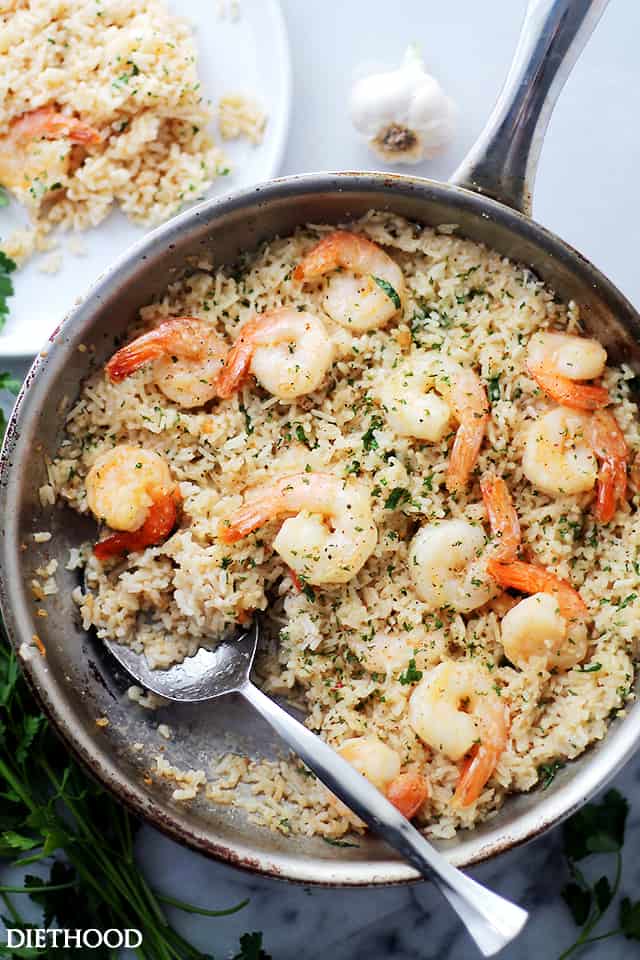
left=584, top=409, right=629, bottom=523
left=522, top=407, right=628, bottom=521
left=86, top=445, right=181, bottom=560
left=409, top=472, right=520, bottom=613
left=526, top=332, right=609, bottom=410
left=386, top=769, right=430, bottom=820
left=407, top=661, right=509, bottom=808
left=0, top=106, right=101, bottom=196
left=293, top=230, right=406, bottom=332
left=486, top=559, right=589, bottom=670
left=379, top=352, right=489, bottom=491
left=106, top=317, right=228, bottom=408
left=219, top=473, right=377, bottom=585
left=216, top=308, right=334, bottom=401
left=337, top=737, right=429, bottom=820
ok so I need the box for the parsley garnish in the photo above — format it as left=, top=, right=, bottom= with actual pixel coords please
left=538, top=760, right=565, bottom=789
left=0, top=186, right=8, bottom=207
left=575, top=662, right=602, bottom=673
left=398, top=658, right=423, bottom=685
left=558, top=789, right=640, bottom=958
left=487, top=376, right=501, bottom=402
left=0, top=251, right=17, bottom=332
left=362, top=415, right=383, bottom=451
left=371, top=275, right=401, bottom=309
left=384, top=487, right=411, bottom=510
left=239, top=401, right=254, bottom=434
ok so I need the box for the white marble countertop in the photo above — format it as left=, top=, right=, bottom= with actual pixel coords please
left=3, top=0, right=640, bottom=957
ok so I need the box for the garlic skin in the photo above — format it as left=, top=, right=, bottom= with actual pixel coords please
left=350, top=46, right=456, bottom=165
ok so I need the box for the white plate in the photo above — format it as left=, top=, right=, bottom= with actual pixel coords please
left=0, top=0, right=291, bottom=357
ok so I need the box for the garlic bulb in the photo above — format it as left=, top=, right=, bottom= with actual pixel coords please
left=350, top=46, right=456, bottom=165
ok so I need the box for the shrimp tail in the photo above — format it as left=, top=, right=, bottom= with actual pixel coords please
left=94, top=489, right=181, bottom=560
left=293, top=233, right=345, bottom=282
left=13, top=107, right=102, bottom=146
left=480, top=473, right=521, bottom=561
left=215, top=332, right=256, bottom=398
left=106, top=332, right=171, bottom=382
left=452, top=742, right=500, bottom=808
left=386, top=771, right=430, bottom=820
left=452, top=703, right=509, bottom=808
left=486, top=559, right=588, bottom=621
left=446, top=416, right=488, bottom=492
left=446, top=371, right=489, bottom=492
left=219, top=496, right=278, bottom=544
left=106, top=317, right=211, bottom=383
left=527, top=361, right=609, bottom=411
left=586, top=409, right=629, bottom=523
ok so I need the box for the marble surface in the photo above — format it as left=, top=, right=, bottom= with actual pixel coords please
left=3, top=0, right=640, bottom=957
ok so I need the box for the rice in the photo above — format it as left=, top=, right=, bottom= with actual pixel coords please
left=49, top=211, right=639, bottom=839
left=0, top=0, right=230, bottom=262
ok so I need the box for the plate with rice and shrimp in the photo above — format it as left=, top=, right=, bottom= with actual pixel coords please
left=44, top=210, right=639, bottom=841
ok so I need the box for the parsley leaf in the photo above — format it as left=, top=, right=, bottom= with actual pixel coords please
left=0, top=186, right=8, bottom=207
left=371, top=275, right=401, bottom=309
left=562, top=882, right=592, bottom=926
left=538, top=760, right=564, bottom=789
left=0, top=251, right=16, bottom=332
left=620, top=897, right=640, bottom=940
left=233, top=932, right=272, bottom=960
left=487, top=376, right=501, bottom=402
left=362, top=415, right=383, bottom=452
left=384, top=487, right=411, bottom=510
left=564, top=789, right=628, bottom=861
left=398, top=658, right=423, bottom=685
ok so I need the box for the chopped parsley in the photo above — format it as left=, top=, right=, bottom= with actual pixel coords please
left=371, top=275, right=401, bottom=310
left=384, top=487, right=411, bottom=510
left=362, top=415, right=383, bottom=452
left=239, top=402, right=254, bottom=434
left=398, top=658, right=423, bottom=685
left=538, top=760, right=564, bottom=789
left=487, top=376, right=501, bottom=402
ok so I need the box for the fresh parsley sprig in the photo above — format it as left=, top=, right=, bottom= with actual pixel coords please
left=558, top=788, right=640, bottom=958
left=0, top=253, right=16, bottom=334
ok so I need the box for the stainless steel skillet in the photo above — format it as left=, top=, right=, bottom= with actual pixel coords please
left=1, top=0, right=639, bottom=887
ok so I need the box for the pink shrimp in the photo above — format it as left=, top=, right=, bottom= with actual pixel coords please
left=386, top=770, right=430, bottom=820
left=526, top=332, right=609, bottom=411
left=94, top=489, right=181, bottom=561
left=486, top=559, right=588, bottom=623
left=293, top=230, right=406, bottom=332
left=584, top=408, right=629, bottom=523
left=446, top=368, right=490, bottom=493
left=8, top=106, right=102, bottom=148
left=106, top=317, right=228, bottom=408
left=216, top=307, right=333, bottom=401
left=452, top=699, right=510, bottom=808
left=219, top=472, right=377, bottom=586
left=480, top=472, right=521, bottom=562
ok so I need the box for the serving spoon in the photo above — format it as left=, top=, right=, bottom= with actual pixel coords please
left=104, top=620, right=527, bottom=956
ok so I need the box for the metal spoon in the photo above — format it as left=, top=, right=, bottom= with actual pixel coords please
left=105, top=621, right=527, bottom=956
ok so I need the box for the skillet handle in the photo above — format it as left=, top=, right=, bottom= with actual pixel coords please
left=450, top=0, right=609, bottom=215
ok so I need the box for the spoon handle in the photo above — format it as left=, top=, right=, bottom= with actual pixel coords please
left=240, top=681, right=527, bottom=957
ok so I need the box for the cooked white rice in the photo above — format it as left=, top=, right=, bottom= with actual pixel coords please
left=0, top=0, right=229, bottom=262
left=48, top=211, right=639, bottom=839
